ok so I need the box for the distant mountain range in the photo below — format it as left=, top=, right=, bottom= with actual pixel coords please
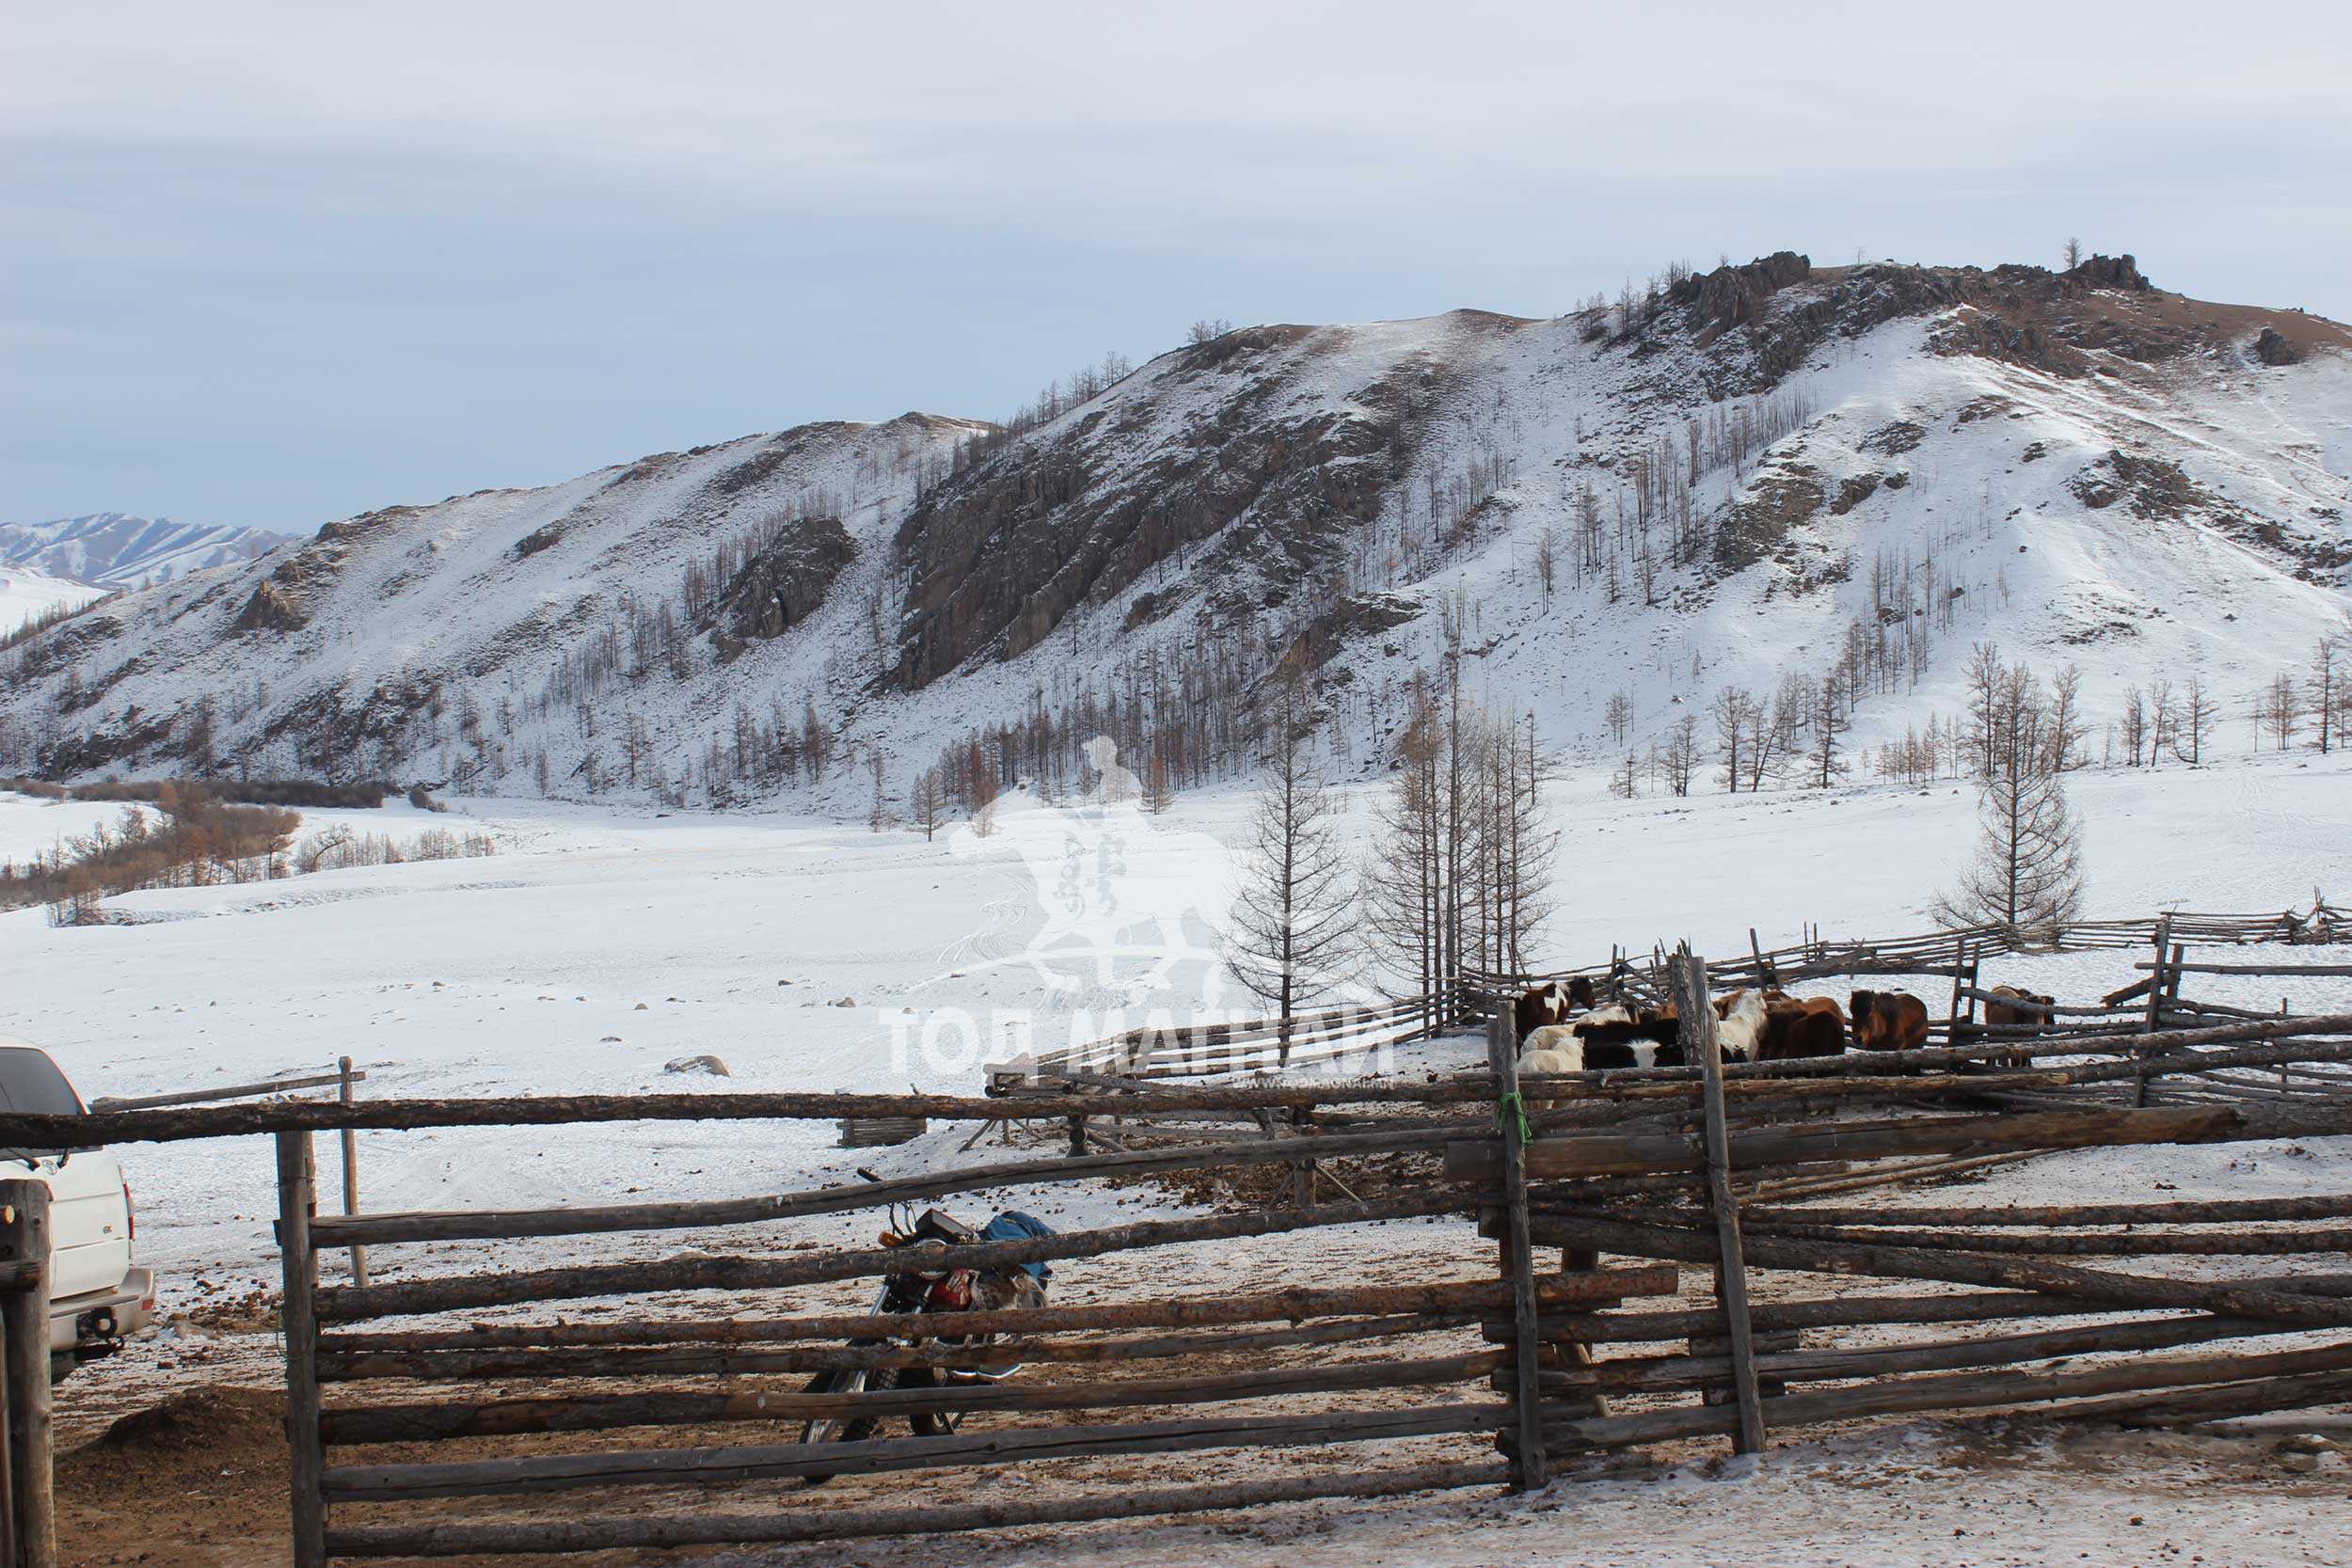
left=2, top=253, right=2345, bottom=802
left=0, top=513, right=294, bottom=593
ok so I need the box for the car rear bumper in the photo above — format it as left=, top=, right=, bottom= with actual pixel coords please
left=49, top=1265, right=156, bottom=1354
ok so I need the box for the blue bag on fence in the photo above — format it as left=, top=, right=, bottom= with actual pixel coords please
left=982, top=1210, right=1057, bottom=1281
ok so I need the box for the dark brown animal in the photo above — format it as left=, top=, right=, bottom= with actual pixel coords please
left=1513, top=976, right=1600, bottom=1043
left=1758, top=992, right=1848, bottom=1060
left=1983, top=985, right=2056, bottom=1032
left=1849, top=989, right=1931, bottom=1053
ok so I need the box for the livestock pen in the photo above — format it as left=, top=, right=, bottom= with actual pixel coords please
left=4, top=937, right=2351, bottom=1562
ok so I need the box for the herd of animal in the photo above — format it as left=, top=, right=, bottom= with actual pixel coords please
left=1510, top=976, right=2058, bottom=1081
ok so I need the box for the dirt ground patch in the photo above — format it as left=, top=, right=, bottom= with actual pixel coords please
left=60, top=1386, right=288, bottom=1568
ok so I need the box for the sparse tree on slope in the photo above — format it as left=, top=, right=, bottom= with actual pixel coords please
left=1141, top=748, right=1174, bottom=815
left=1612, top=752, right=1638, bottom=799
left=2312, top=636, right=2342, bottom=755
left=2261, top=674, right=2301, bottom=753
left=1359, top=689, right=1445, bottom=1036
left=2048, top=663, right=2087, bottom=771
left=1963, top=641, right=2006, bottom=779
left=1809, top=670, right=1849, bottom=790
left=914, top=768, right=945, bottom=842
left=1935, top=662, right=2084, bottom=933
left=1711, top=686, right=1753, bottom=792
left=1227, top=680, right=1352, bottom=1062
left=2120, top=686, right=2148, bottom=768
left=2176, top=677, right=2216, bottom=766
left=1662, top=712, right=1700, bottom=797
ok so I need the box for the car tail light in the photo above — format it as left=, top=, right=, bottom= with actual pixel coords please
left=122, top=1177, right=135, bottom=1241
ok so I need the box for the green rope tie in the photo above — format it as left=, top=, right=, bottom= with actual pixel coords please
left=1495, top=1089, right=1533, bottom=1148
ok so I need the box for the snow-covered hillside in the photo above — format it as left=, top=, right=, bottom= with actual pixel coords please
left=0, top=564, right=105, bottom=636
left=2, top=254, right=2345, bottom=803
left=0, top=512, right=292, bottom=593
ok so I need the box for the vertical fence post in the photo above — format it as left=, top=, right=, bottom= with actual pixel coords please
left=2281, top=998, right=2293, bottom=1091
left=337, top=1057, right=368, bottom=1289
left=0, top=1180, right=54, bottom=1568
left=0, top=1329, right=14, bottom=1568
left=1486, top=1011, right=1548, bottom=1491
left=276, top=1132, right=327, bottom=1568
left=1671, top=952, right=1767, bottom=1458
left=2137, top=915, right=2174, bottom=1106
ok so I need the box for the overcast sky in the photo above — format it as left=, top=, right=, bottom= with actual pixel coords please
left=7, top=2, right=2348, bottom=534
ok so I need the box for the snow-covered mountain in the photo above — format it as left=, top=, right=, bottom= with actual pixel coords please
left=1, top=252, right=2346, bottom=802
left=0, top=513, right=293, bottom=593
left=0, top=565, right=107, bottom=637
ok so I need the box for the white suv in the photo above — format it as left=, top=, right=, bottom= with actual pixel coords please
left=0, top=1040, right=156, bottom=1380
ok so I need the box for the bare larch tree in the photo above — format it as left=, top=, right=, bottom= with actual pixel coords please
left=1226, top=680, right=1353, bottom=1061
left=1935, top=659, right=2085, bottom=933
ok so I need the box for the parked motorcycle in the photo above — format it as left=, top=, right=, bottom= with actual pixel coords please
left=798, top=1171, right=1052, bottom=1480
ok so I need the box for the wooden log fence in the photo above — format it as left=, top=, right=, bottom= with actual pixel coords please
left=26, top=900, right=2345, bottom=1563
left=1460, top=896, right=2344, bottom=1019
left=274, top=1090, right=1702, bottom=1564
left=90, top=1060, right=373, bottom=1285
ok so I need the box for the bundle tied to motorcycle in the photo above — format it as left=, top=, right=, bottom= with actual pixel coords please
left=799, top=1170, right=1057, bottom=1480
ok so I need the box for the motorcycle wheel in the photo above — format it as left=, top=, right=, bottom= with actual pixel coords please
left=896, top=1368, right=960, bottom=1436
left=798, top=1367, right=894, bottom=1485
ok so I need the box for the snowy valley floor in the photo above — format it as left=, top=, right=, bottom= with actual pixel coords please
left=6, top=750, right=2352, bottom=1566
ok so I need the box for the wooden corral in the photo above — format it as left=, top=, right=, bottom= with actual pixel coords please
left=2, top=901, right=2348, bottom=1560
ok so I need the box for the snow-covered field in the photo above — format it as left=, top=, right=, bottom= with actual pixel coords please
left=0, top=792, right=154, bottom=867
left=4, top=749, right=2346, bottom=1284
left=7, top=752, right=2351, bottom=1562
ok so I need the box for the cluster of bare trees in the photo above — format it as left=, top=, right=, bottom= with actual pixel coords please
left=294, top=823, right=496, bottom=874
left=2247, top=632, right=2352, bottom=755
left=2101, top=632, right=2347, bottom=767
left=1, top=785, right=300, bottom=920
left=919, top=617, right=1304, bottom=824
left=1355, top=652, right=1558, bottom=1009
left=945, top=348, right=1139, bottom=476
left=1223, top=622, right=1565, bottom=1045
left=4, top=780, right=499, bottom=924
left=1527, top=389, right=1818, bottom=613
left=675, top=497, right=843, bottom=628
left=1618, top=660, right=1867, bottom=800
left=1575, top=258, right=1700, bottom=343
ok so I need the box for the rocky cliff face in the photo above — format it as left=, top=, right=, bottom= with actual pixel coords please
left=890, top=325, right=1417, bottom=688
